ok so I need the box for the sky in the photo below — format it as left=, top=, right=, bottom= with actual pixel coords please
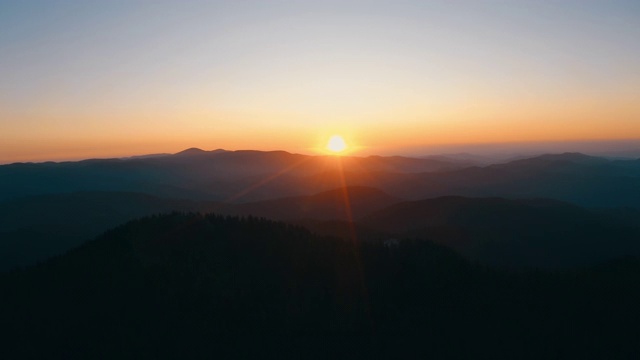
left=1, top=0, right=639, bottom=162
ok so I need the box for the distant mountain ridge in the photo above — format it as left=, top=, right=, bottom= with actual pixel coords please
left=173, top=147, right=226, bottom=156
left=0, top=148, right=472, bottom=202
left=2, top=148, right=629, bottom=208
left=2, top=148, right=640, bottom=269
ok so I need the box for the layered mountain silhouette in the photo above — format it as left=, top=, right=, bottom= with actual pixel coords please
left=4, top=149, right=638, bottom=206
left=2, top=148, right=640, bottom=270
left=3, top=148, right=640, bottom=358
left=0, top=149, right=466, bottom=203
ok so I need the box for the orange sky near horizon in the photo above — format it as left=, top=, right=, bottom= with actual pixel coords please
left=1, top=1, right=639, bottom=163
left=3, top=90, right=639, bottom=163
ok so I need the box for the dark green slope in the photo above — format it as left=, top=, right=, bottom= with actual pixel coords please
left=0, top=192, right=218, bottom=271
left=0, top=186, right=392, bottom=270
left=2, top=213, right=640, bottom=359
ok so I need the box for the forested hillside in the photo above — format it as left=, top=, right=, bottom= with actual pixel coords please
left=2, top=213, right=639, bottom=359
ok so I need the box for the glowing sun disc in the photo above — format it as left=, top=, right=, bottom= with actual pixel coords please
left=326, top=135, right=347, bottom=153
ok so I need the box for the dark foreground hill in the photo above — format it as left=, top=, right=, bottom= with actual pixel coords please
left=0, top=186, right=395, bottom=270
left=2, top=213, right=639, bottom=359
left=0, top=192, right=214, bottom=271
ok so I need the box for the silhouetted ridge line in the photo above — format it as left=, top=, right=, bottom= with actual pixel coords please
left=174, top=147, right=208, bottom=155
left=503, top=152, right=606, bottom=165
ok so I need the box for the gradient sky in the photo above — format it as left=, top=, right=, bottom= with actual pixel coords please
left=1, top=0, right=639, bottom=162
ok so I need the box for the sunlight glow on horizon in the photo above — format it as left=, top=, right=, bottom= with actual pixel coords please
left=326, top=135, right=348, bottom=154
left=1, top=1, right=640, bottom=162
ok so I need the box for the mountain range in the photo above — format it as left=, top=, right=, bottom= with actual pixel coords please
left=2, top=148, right=640, bottom=358
left=1, top=148, right=640, bottom=270
left=3, top=149, right=639, bottom=206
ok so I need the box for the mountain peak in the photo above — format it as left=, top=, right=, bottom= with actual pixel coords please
left=174, top=148, right=228, bottom=156
left=175, top=147, right=206, bottom=155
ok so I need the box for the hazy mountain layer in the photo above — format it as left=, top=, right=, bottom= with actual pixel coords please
left=2, top=149, right=640, bottom=270
left=2, top=187, right=640, bottom=270
left=1, top=150, right=639, bottom=207
left=361, top=196, right=640, bottom=268
left=0, top=149, right=463, bottom=202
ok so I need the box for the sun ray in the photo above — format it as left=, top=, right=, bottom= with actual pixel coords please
left=225, top=156, right=312, bottom=203
left=334, top=156, right=374, bottom=332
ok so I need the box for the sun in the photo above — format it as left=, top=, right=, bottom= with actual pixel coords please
left=326, top=135, right=348, bottom=153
